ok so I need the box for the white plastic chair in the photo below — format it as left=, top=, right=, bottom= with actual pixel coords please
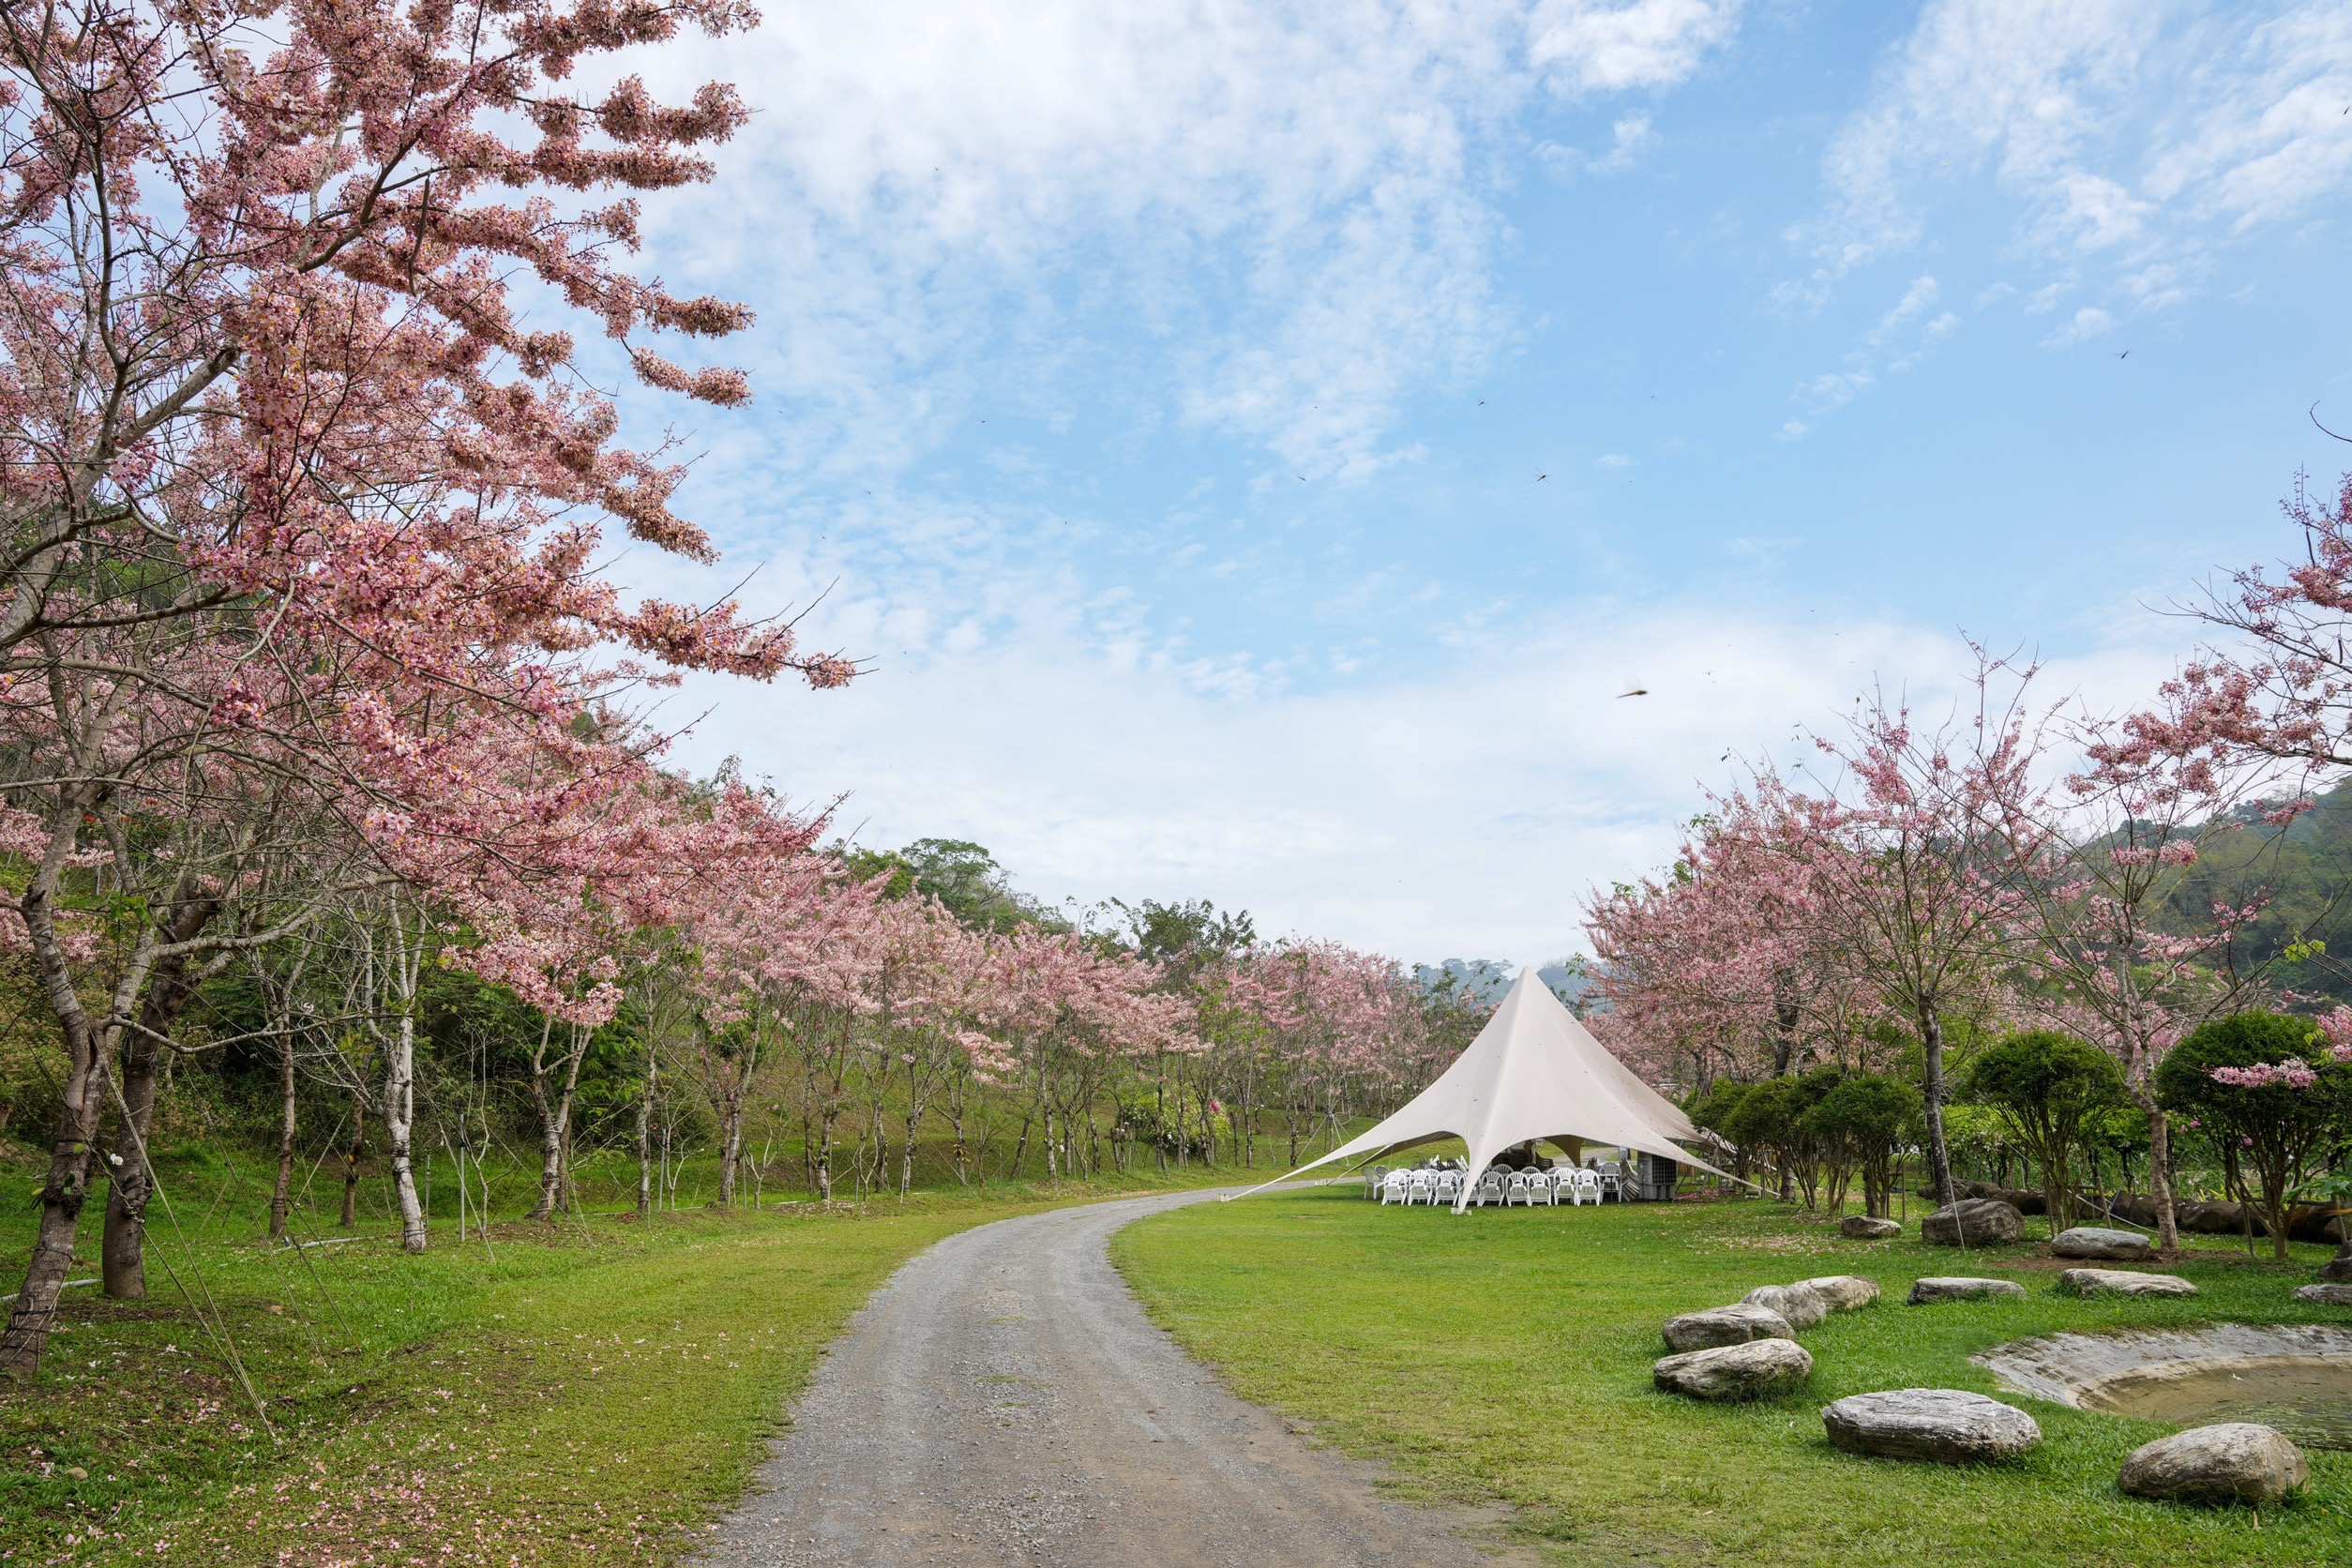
left=1378, top=1170, right=1410, bottom=1205
left=1436, top=1170, right=1463, bottom=1205
left=1364, top=1164, right=1390, bottom=1199
left=1572, top=1168, right=1603, bottom=1206
left=1538, top=1169, right=1562, bottom=1206
left=1506, top=1171, right=1533, bottom=1206
left=1472, top=1171, right=1504, bottom=1207
left=1407, top=1169, right=1437, bottom=1206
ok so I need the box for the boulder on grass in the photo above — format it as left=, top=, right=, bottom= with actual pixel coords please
left=1821, top=1389, right=2041, bottom=1464
left=1907, top=1276, right=2027, bottom=1304
left=1921, top=1199, right=2025, bottom=1246
left=1842, top=1215, right=1902, bottom=1240
left=1743, top=1283, right=1830, bottom=1330
left=2176, top=1200, right=2255, bottom=1235
left=2293, top=1282, right=2352, bottom=1304
left=2059, top=1268, right=2197, bottom=1299
left=1800, top=1275, right=1881, bottom=1312
left=2118, top=1424, right=2308, bottom=1506
left=1653, top=1338, right=1814, bottom=1401
left=2051, top=1227, right=2153, bottom=1261
left=1661, top=1303, right=1794, bottom=1352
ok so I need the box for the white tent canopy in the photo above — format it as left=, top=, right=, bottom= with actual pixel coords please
left=1231, top=967, right=1727, bottom=1214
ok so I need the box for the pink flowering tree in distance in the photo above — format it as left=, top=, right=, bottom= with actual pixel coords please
left=1995, top=671, right=2304, bottom=1252
left=0, top=0, right=853, bottom=1376
left=1780, top=669, right=2045, bottom=1209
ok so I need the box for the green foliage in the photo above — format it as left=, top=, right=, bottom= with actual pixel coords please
left=2158, top=1010, right=2352, bottom=1257
left=1683, top=1080, right=1753, bottom=1137
left=836, top=837, right=1069, bottom=933
left=1722, top=1069, right=1850, bottom=1209
left=1804, top=1072, right=1922, bottom=1218
left=1962, top=1030, right=2124, bottom=1230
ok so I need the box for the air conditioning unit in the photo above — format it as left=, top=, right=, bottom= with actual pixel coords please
left=1636, top=1152, right=1680, bottom=1202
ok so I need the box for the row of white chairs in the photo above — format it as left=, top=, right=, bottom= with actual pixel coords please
left=1369, top=1165, right=1613, bottom=1207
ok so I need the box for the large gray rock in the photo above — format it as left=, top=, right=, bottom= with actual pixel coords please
left=2051, top=1227, right=2152, bottom=1261
left=1662, top=1303, right=1794, bottom=1352
left=1841, top=1215, right=1902, bottom=1239
left=1800, top=1274, right=1882, bottom=1312
left=1922, top=1199, right=2025, bottom=1246
left=2117, top=1424, right=2309, bottom=1506
left=1653, top=1338, right=1815, bottom=1401
left=2293, top=1282, right=2352, bottom=1304
left=1907, top=1275, right=2028, bottom=1304
left=1821, top=1389, right=2042, bottom=1464
left=2058, top=1268, right=2197, bottom=1298
left=1744, top=1282, right=1830, bottom=1330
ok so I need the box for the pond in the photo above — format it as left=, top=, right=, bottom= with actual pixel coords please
left=1976, top=1323, right=2352, bottom=1450
left=2080, top=1358, right=2352, bottom=1451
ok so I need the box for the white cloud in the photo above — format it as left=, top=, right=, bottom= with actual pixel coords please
left=666, top=573, right=2183, bottom=963
left=1539, top=112, right=1660, bottom=177
left=597, top=0, right=1745, bottom=488
left=1789, top=1, right=2352, bottom=311
left=1528, top=0, right=1745, bottom=95
left=1790, top=274, right=1961, bottom=417
left=2043, top=305, right=2117, bottom=346
left=1598, top=452, right=1635, bottom=468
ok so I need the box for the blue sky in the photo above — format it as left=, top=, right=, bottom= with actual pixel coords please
left=601, top=0, right=2352, bottom=966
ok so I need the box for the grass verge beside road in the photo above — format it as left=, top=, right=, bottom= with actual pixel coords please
left=1112, top=1186, right=2352, bottom=1567
left=0, top=1162, right=1238, bottom=1567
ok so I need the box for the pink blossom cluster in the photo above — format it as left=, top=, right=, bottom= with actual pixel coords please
left=2209, top=1060, right=2320, bottom=1090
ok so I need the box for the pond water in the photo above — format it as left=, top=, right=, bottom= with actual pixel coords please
left=2083, top=1359, right=2352, bottom=1452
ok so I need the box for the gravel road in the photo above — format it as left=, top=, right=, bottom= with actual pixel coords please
left=704, top=1184, right=1534, bottom=1567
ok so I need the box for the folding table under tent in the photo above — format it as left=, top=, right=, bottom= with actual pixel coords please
left=1229, top=966, right=1729, bottom=1214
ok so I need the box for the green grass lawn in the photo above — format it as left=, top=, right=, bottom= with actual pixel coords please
left=1112, top=1186, right=2352, bottom=1567
left=0, top=1157, right=1243, bottom=1567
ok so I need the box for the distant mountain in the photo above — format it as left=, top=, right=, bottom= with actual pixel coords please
left=1413, top=958, right=1515, bottom=1007
left=2154, top=780, right=2352, bottom=1002
left=1412, top=956, right=1600, bottom=1016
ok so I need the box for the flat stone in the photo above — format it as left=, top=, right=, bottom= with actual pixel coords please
left=1821, top=1388, right=2042, bottom=1464
left=1743, top=1282, right=1830, bottom=1330
left=1908, top=1276, right=2028, bottom=1304
left=2059, top=1268, right=2197, bottom=1298
left=1661, top=1303, right=1794, bottom=1352
left=1922, top=1199, right=2025, bottom=1246
left=1800, top=1274, right=1881, bottom=1312
left=1841, top=1215, right=1902, bottom=1239
left=2118, top=1423, right=2309, bottom=1506
left=2051, top=1227, right=2153, bottom=1261
left=2292, top=1283, right=2352, bottom=1304
left=1653, top=1338, right=1815, bottom=1401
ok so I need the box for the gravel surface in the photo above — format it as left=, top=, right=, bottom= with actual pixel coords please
left=704, top=1185, right=1534, bottom=1567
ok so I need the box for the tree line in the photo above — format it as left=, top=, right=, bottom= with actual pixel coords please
left=1586, top=471, right=2352, bottom=1258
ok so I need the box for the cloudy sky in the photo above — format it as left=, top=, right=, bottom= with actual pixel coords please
left=600, top=0, right=2352, bottom=967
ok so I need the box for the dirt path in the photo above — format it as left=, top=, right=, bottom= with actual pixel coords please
left=705, top=1184, right=1534, bottom=1567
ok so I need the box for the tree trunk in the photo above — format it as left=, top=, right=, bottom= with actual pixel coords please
left=1919, top=1002, right=1957, bottom=1208
left=815, top=1108, right=837, bottom=1201
left=268, top=1029, right=298, bottom=1240
left=0, top=1027, right=104, bottom=1377
left=385, top=1009, right=427, bottom=1252
left=636, top=1054, right=655, bottom=1221
left=101, top=1033, right=162, bottom=1299
left=341, top=1102, right=365, bottom=1228
left=716, top=1084, right=745, bottom=1207
left=100, top=901, right=217, bottom=1298
left=2142, top=1096, right=2180, bottom=1253
left=531, top=1027, right=587, bottom=1219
